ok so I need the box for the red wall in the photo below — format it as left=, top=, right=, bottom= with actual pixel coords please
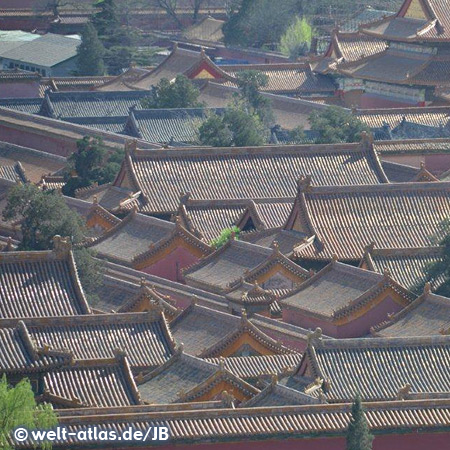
left=140, top=246, right=201, bottom=283
left=106, top=430, right=449, bottom=450
left=0, top=82, right=41, bottom=99
left=359, top=94, right=420, bottom=109
left=282, top=295, right=404, bottom=338
left=0, top=124, right=76, bottom=156
left=381, top=153, right=450, bottom=176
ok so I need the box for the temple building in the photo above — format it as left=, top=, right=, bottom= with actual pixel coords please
left=359, top=244, right=444, bottom=292
left=85, top=209, right=211, bottom=282
left=183, top=239, right=309, bottom=295
left=371, top=283, right=450, bottom=336
left=334, top=0, right=450, bottom=107
left=284, top=330, right=450, bottom=402
left=280, top=260, right=415, bottom=338
left=111, top=139, right=388, bottom=218
left=288, top=178, right=450, bottom=263
left=0, top=238, right=91, bottom=319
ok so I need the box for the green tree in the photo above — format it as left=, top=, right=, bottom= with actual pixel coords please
left=198, top=113, right=233, bottom=147
left=235, top=70, right=274, bottom=126
left=76, top=23, right=105, bottom=76
left=280, top=17, right=313, bottom=59
left=210, top=226, right=240, bottom=249
left=62, top=137, right=122, bottom=197
left=0, top=376, right=58, bottom=450
left=420, top=219, right=450, bottom=297
left=224, top=105, right=265, bottom=147
left=3, top=184, right=104, bottom=302
left=199, top=104, right=265, bottom=147
left=92, top=0, right=119, bottom=40
left=141, top=75, right=203, bottom=109
left=223, top=0, right=299, bottom=48
left=3, top=184, right=85, bottom=251
left=309, top=106, right=371, bottom=144
left=346, top=394, right=374, bottom=450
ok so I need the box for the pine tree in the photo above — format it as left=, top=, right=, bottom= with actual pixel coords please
left=346, top=394, right=374, bottom=450
left=76, top=23, right=105, bottom=76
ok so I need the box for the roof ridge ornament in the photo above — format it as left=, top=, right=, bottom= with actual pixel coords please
left=297, top=175, right=312, bottom=192
left=52, top=235, right=71, bottom=257
left=396, top=382, right=411, bottom=400
left=307, top=327, right=322, bottom=346
left=360, top=130, right=374, bottom=147
left=423, top=282, right=431, bottom=295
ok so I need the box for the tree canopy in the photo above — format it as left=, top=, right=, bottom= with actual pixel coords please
left=223, top=0, right=300, bottom=48
left=76, top=22, right=106, bottom=76
left=309, top=106, right=371, bottom=144
left=346, top=394, right=374, bottom=450
left=235, top=70, right=273, bottom=126
left=280, top=17, right=313, bottom=59
left=3, top=184, right=104, bottom=303
left=62, top=137, right=123, bottom=197
left=0, top=376, right=58, bottom=450
left=141, top=75, right=203, bottom=109
left=210, top=226, right=241, bottom=249
left=199, top=103, right=265, bottom=147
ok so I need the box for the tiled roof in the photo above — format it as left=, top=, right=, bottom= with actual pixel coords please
left=242, top=229, right=309, bottom=257
left=116, top=283, right=179, bottom=319
left=183, top=17, right=224, bottom=43
left=43, top=356, right=141, bottom=408
left=291, top=180, right=450, bottom=261
left=92, top=274, right=179, bottom=316
left=170, top=304, right=241, bottom=356
left=177, top=197, right=294, bottom=242
left=64, top=116, right=128, bottom=135
left=0, top=322, right=70, bottom=374
left=280, top=261, right=413, bottom=320
left=381, top=161, right=422, bottom=183
left=129, top=46, right=231, bottom=90
left=356, top=106, right=450, bottom=129
left=43, top=399, right=450, bottom=445
left=0, top=68, right=40, bottom=82
left=337, top=46, right=450, bottom=86
left=39, top=175, right=66, bottom=191
left=296, top=334, right=450, bottom=402
left=0, top=141, right=66, bottom=184
left=373, top=138, right=450, bottom=155
left=183, top=240, right=274, bottom=292
left=206, top=354, right=302, bottom=380
left=324, top=30, right=387, bottom=63
left=23, top=312, right=175, bottom=371
left=121, top=141, right=388, bottom=214
left=372, top=289, right=450, bottom=336
left=0, top=162, right=27, bottom=183
left=0, top=246, right=91, bottom=319
left=198, top=311, right=293, bottom=358
left=75, top=183, right=139, bottom=211
left=136, top=351, right=218, bottom=404
left=241, top=382, right=320, bottom=407
left=222, top=63, right=336, bottom=94
left=40, top=90, right=148, bottom=119
left=360, top=0, right=450, bottom=42
left=86, top=210, right=174, bottom=265
left=360, top=245, right=444, bottom=292
left=0, top=97, right=43, bottom=114
left=124, top=108, right=225, bottom=145
left=0, top=33, right=79, bottom=67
